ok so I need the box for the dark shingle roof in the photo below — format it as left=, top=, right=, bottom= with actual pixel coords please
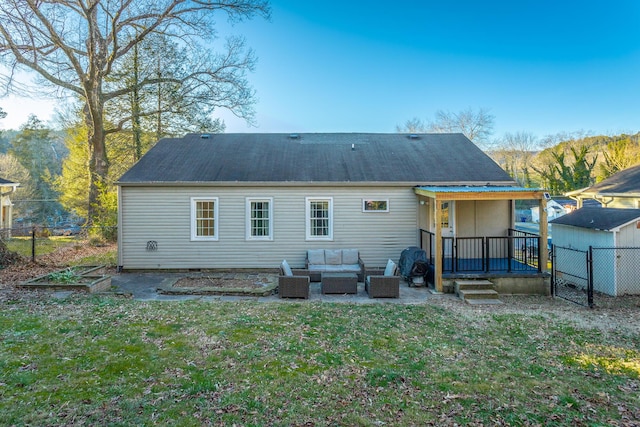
left=0, top=177, right=16, bottom=185
left=587, top=163, right=640, bottom=194
left=550, top=207, right=640, bottom=231
left=118, top=133, right=514, bottom=185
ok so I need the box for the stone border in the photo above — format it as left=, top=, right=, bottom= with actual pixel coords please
left=158, top=273, right=278, bottom=297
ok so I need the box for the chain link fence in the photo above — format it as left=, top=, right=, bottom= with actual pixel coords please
left=552, top=245, right=640, bottom=308
left=591, top=247, right=640, bottom=296
left=552, top=245, right=592, bottom=307
left=0, top=226, right=116, bottom=266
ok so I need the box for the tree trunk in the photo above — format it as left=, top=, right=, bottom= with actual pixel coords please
left=84, top=87, right=109, bottom=225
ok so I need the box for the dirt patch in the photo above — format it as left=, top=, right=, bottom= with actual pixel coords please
left=173, top=275, right=274, bottom=290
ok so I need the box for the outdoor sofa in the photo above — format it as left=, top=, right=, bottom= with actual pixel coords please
left=305, top=248, right=365, bottom=282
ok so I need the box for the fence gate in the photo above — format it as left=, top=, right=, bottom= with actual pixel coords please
left=551, top=245, right=593, bottom=308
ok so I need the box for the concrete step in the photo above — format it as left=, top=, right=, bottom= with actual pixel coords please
left=466, top=298, right=504, bottom=305
left=455, top=279, right=495, bottom=291
left=455, top=279, right=503, bottom=305
left=458, top=289, right=500, bottom=300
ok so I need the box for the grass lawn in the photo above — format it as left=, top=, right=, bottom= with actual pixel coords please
left=5, top=236, right=78, bottom=257
left=1, top=295, right=639, bottom=426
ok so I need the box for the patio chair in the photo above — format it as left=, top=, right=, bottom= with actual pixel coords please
left=278, top=260, right=310, bottom=299
left=365, top=259, right=400, bottom=298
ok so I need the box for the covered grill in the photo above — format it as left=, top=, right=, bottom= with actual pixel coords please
left=398, top=246, right=428, bottom=287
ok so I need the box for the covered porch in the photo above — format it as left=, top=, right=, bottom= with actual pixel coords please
left=414, top=186, right=550, bottom=294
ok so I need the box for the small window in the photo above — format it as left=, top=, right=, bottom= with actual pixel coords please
left=246, top=198, right=273, bottom=240
left=306, top=197, right=333, bottom=240
left=191, top=197, right=218, bottom=241
left=363, top=199, right=389, bottom=212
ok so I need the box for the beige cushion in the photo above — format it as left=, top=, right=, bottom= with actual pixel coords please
left=342, top=249, right=359, bottom=265
left=324, top=249, right=342, bottom=265
left=307, top=249, right=325, bottom=265
left=281, top=259, right=293, bottom=276
left=384, top=259, right=396, bottom=276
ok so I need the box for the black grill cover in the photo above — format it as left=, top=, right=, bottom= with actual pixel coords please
left=399, top=246, right=428, bottom=279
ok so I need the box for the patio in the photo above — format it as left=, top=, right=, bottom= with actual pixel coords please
left=110, top=271, right=435, bottom=304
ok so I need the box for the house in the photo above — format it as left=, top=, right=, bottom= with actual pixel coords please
left=117, top=133, right=550, bottom=293
left=0, top=177, right=19, bottom=235
left=567, top=163, right=640, bottom=209
left=530, top=199, right=570, bottom=223
left=550, top=207, right=640, bottom=296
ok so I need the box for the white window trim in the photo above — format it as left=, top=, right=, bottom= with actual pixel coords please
left=190, top=197, right=219, bottom=241
left=362, top=199, right=390, bottom=213
left=305, top=197, right=333, bottom=241
left=246, top=197, right=274, bottom=241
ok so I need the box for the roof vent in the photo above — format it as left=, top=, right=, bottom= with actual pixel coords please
left=289, top=133, right=299, bottom=139
left=200, top=133, right=211, bottom=139
left=408, top=134, right=419, bottom=139
left=351, top=143, right=355, bottom=151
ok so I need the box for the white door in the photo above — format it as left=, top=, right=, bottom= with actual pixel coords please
left=441, top=201, right=455, bottom=256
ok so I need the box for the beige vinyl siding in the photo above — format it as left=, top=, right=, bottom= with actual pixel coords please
left=456, top=200, right=511, bottom=238
left=119, top=185, right=419, bottom=270
left=608, top=197, right=640, bottom=209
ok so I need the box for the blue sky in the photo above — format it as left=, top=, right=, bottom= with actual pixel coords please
left=2, top=1, right=640, bottom=142
left=218, top=0, right=640, bottom=140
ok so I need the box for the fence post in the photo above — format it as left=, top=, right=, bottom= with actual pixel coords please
left=550, top=244, right=555, bottom=296
left=588, top=246, right=594, bottom=308
left=31, top=227, right=36, bottom=262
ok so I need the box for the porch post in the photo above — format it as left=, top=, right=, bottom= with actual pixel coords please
left=538, top=198, right=549, bottom=272
left=434, top=198, right=443, bottom=292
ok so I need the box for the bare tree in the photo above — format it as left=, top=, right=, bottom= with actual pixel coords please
left=492, top=131, right=538, bottom=187
left=397, top=107, right=495, bottom=149
left=395, top=117, right=428, bottom=133
left=0, top=0, right=270, bottom=223
left=429, top=107, right=495, bottom=148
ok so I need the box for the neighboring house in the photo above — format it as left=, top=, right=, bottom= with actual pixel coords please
left=0, top=177, right=19, bottom=234
left=530, top=199, right=570, bottom=223
left=117, top=133, right=549, bottom=293
left=567, top=163, right=640, bottom=209
left=551, top=207, right=640, bottom=296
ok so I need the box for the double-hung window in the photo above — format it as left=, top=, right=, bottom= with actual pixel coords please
left=191, top=197, right=218, bottom=241
left=306, top=197, right=333, bottom=240
left=246, top=198, right=273, bottom=240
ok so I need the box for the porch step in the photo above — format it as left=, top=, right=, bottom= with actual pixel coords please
left=455, top=279, right=502, bottom=305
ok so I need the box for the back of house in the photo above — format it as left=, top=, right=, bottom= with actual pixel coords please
left=116, top=133, right=515, bottom=271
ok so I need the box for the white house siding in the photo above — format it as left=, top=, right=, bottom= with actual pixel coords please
left=551, top=225, right=615, bottom=295
left=612, top=223, right=640, bottom=295
left=118, top=185, right=419, bottom=270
